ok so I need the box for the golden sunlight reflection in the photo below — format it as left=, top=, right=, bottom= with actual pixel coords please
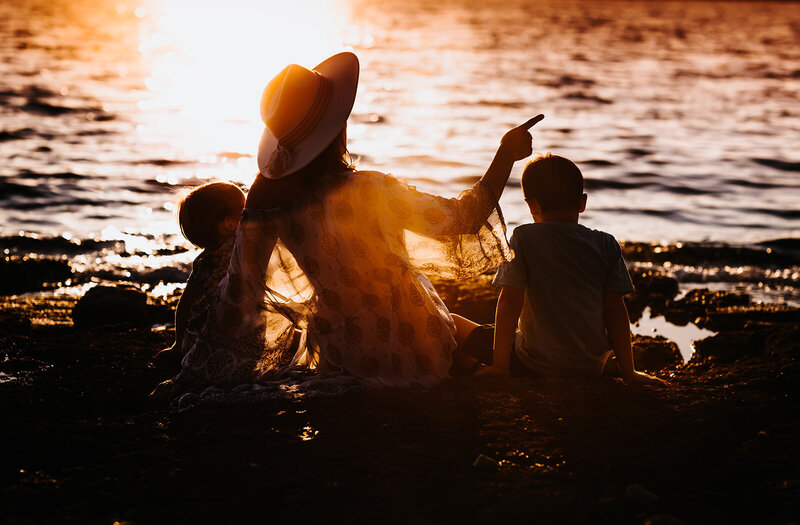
left=136, top=0, right=352, bottom=184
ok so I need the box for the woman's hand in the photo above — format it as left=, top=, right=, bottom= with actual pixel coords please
left=499, top=114, right=544, bottom=161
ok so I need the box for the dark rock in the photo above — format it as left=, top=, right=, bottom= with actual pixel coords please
left=662, top=289, right=750, bottom=327
left=764, top=322, right=800, bottom=359
left=626, top=270, right=679, bottom=322
left=134, top=266, right=189, bottom=285
left=71, top=284, right=151, bottom=329
left=622, top=241, right=800, bottom=267
left=632, top=335, right=682, bottom=371
left=692, top=328, right=771, bottom=363
left=147, top=303, right=175, bottom=325
left=624, top=483, right=659, bottom=502
left=694, top=304, right=800, bottom=332
left=644, top=515, right=688, bottom=525
left=0, top=310, right=32, bottom=333
left=0, top=257, right=72, bottom=294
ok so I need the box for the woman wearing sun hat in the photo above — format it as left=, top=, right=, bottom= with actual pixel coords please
left=157, top=52, right=542, bottom=397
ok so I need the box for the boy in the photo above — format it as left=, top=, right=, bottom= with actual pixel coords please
left=478, top=154, right=666, bottom=385
left=154, top=181, right=245, bottom=372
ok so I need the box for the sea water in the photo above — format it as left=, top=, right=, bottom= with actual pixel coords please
left=1, top=0, right=798, bottom=309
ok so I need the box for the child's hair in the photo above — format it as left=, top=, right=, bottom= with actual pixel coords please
left=521, top=153, right=584, bottom=212
left=178, top=181, right=245, bottom=248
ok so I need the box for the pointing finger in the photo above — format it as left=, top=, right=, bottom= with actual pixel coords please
left=519, top=114, right=545, bottom=131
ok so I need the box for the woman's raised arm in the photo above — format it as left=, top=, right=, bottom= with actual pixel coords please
left=479, top=115, right=544, bottom=201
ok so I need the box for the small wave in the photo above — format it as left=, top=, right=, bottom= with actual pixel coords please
left=753, top=158, right=800, bottom=172
left=595, top=207, right=680, bottom=218
left=17, top=170, right=82, bottom=180
left=19, top=98, right=91, bottom=116
left=476, top=99, right=526, bottom=109
left=543, top=75, right=595, bottom=89
left=748, top=208, right=800, bottom=220
left=564, top=92, right=612, bottom=104
left=136, top=158, right=196, bottom=167
left=584, top=178, right=647, bottom=190
left=580, top=159, right=615, bottom=166
left=653, top=184, right=718, bottom=196
left=76, top=129, right=114, bottom=136
left=0, top=128, right=36, bottom=141
left=625, top=148, right=652, bottom=157
left=0, top=235, right=120, bottom=256
left=726, top=178, right=790, bottom=190
left=628, top=172, right=660, bottom=179
left=0, top=180, right=55, bottom=199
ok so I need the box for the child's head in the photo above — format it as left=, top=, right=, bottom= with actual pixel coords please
left=178, top=182, right=245, bottom=248
left=521, top=154, right=586, bottom=219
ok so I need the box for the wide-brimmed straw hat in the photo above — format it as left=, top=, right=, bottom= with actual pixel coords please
left=257, top=52, right=359, bottom=178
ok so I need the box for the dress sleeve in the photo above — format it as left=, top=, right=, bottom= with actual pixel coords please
left=371, top=173, right=514, bottom=279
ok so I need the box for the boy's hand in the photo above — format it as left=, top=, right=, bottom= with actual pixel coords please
left=475, top=363, right=510, bottom=378
left=623, top=370, right=670, bottom=387
left=499, top=114, right=544, bottom=161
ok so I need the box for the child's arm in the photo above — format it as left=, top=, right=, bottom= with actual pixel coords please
left=155, top=279, right=201, bottom=366
left=477, top=286, right=524, bottom=376
left=171, top=280, right=201, bottom=352
left=603, top=291, right=669, bottom=386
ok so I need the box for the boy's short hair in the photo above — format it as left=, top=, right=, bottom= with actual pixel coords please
left=178, top=182, right=245, bottom=248
left=521, top=154, right=584, bottom=212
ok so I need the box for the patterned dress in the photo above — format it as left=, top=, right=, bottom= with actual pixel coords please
left=176, top=170, right=512, bottom=390
left=181, top=236, right=236, bottom=354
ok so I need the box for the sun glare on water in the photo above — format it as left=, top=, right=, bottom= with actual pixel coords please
left=136, top=0, right=351, bottom=183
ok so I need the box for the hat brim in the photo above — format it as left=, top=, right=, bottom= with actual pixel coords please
left=257, top=52, right=359, bottom=178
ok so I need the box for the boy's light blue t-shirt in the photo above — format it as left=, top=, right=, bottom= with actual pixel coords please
left=492, top=222, right=634, bottom=376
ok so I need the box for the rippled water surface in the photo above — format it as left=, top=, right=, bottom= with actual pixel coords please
left=2, top=0, right=799, bottom=249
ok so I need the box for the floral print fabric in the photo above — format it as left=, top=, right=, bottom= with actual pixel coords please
left=177, top=170, right=512, bottom=389
left=182, top=236, right=235, bottom=353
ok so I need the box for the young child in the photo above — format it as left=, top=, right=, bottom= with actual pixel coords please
left=154, top=181, right=245, bottom=373
left=477, top=154, right=667, bottom=385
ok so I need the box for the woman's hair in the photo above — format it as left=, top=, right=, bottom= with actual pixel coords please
left=178, top=181, right=245, bottom=248
left=295, top=125, right=357, bottom=181
left=521, top=153, right=584, bottom=212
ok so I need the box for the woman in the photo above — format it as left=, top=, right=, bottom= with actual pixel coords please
left=155, top=52, right=542, bottom=400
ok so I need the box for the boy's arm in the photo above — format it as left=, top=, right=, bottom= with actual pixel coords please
left=477, top=286, right=524, bottom=376
left=603, top=292, right=669, bottom=386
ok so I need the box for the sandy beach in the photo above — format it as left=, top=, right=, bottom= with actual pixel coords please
left=1, top=240, right=798, bottom=524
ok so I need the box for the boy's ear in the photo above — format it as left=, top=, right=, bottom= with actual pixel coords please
left=526, top=198, right=541, bottom=217
left=578, top=193, right=587, bottom=213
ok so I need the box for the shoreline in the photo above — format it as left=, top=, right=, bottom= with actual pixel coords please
left=1, top=261, right=798, bottom=522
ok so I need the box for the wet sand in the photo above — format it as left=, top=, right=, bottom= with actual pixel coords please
left=1, top=260, right=798, bottom=523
